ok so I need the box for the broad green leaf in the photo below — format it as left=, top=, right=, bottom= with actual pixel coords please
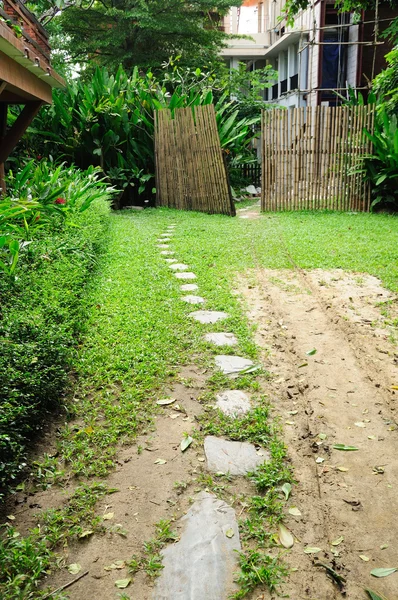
left=67, top=563, right=81, bottom=575
left=278, top=523, right=294, bottom=548
left=180, top=435, right=193, bottom=452
left=331, top=536, right=344, bottom=546
left=333, top=444, right=359, bottom=451
left=365, top=588, right=389, bottom=600
left=115, top=578, right=131, bottom=588
left=156, top=398, right=176, bottom=405
left=370, top=568, right=397, bottom=578
left=288, top=506, right=302, bottom=517
left=281, top=482, right=292, bottom=500
left=225, top=528, right=234, bottom=538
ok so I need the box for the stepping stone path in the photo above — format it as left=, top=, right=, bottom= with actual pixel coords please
left=169, top=263, right=189, bottom=271
left=180, top=283, right=198, bottom=291
left=215, top=390, right=251, bottom=417
left=205, top=332, right=237, bottom=347
left=181, top=295, right=205, bottom=304
left=153, top=224, right=269, bottom=599
left=160, top=233, right=172, bottom=238
left=189, top=310, right=228, bottom=324
left=204, top=436, right=268, bottom=475
left=153, top=492, right=240, bottom=600
left=175, top=272, right=196, bottom=280
left=215, top=355, right=254, bottom=377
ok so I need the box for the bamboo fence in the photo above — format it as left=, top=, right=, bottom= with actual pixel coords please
left=261, top=105, right=374, bottom=212
left=154, top=104, right=235, bottom=216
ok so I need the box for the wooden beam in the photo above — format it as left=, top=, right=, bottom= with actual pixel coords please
left=0, top=49, right=53, bottom=103
left=0, top=101, right=42, bottom=165
left=0, top=80, right=7, bottom=97
left=0, top=103, right=7, bottom=194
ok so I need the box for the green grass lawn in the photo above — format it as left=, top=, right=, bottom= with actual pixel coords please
left=1, top=208, right=397, bottom=599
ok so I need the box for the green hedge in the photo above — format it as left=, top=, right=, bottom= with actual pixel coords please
left=0, top=196, right=110, bottom=497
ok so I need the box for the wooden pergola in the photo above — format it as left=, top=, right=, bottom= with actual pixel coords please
left=0, top=0, right=65, bottom=193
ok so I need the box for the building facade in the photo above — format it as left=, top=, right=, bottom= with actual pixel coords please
left=221, top=0, right=396, bottom=107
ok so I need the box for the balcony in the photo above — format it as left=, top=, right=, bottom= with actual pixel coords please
left=280, top=78, right=288, bottom=94
left=272, top=83, right=278, bottom=100
left=290, top=73, right=299, bottom=90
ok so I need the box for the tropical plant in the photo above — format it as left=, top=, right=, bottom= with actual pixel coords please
left=0, top=161, right=115, bottom=277
left=19, top=64, right=269, bottom=205
left=355, top=106, right=398, bottom=210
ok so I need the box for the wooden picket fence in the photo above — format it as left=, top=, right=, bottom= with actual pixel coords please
left=154, top=104, right=235, bottom=216
left=261, top=105, right=374, bottom=212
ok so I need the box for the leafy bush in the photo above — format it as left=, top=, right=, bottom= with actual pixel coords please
left=0, top=162, right=114, bottom=497
left=19, top=64, right=270, bottom=204
left=356, top=107, right=398, bottom=211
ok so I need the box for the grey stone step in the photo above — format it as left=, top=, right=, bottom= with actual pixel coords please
left=165, top=258, right=177, bottom=263
left=152, top=492, right=240, bottom=600
left=180, top=283, right=198, bottom=291
left=181, top=295, right=205, bottom=304
left=215, top=390, right=251, bottom=417
left=215, top=355, right=254, bottom=377
left=204, top=332, right=237, bottom=347
left=160, top=250, right=175, bottom=255
left=204, top=436, right=269, bottom=475
left=169, top=263, right=189, bottom=271
left=189, top=311, right=228, bottom=324
left=175, top=272, right=196, bottom=280
left=157, top=244, right=169, bottom=249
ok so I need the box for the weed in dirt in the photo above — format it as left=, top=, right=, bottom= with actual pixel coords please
left=128, top=519, right=178, bottom=578
left=199, top=405, right=273, bottom=446
left=231, top=549, right=289, bottom=599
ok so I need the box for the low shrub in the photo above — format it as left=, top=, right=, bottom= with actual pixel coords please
left=0, top=161, right=114, bottom=498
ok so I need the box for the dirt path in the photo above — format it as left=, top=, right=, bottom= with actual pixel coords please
left=241, top=267, right=398, bottom=599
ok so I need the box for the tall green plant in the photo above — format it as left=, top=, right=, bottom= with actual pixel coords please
left=21, top=64, right=268, bottom=203
left=355, top=107, right=398, bottom=210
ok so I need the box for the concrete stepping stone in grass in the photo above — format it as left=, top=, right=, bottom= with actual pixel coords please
left=158, top=238, right=171, bottom=243
left=152, top=491, right=240, bottom=600
left=169, top=263, right=189, bottom=271
left=160, top=250, right=175, bottom=255
left=180, top=283, right=198, bottom=291
left=175, top=272, right=196, bottom=280
left=157, top=244, right=169, bottom=249
left=165, top=258, right=177, bottom=263
left=189, top=310, right=228, bottom=324
left=215, top=390, right=251, bottom=417
left=205, top=332, right=237, bottom=347
left=204, top=436, right=269, bottom=475
left=215, top=355, right=255, bottom=378
left=181, top=295, right=205, bottom=304
left=160, top=233, right=172, bottom=237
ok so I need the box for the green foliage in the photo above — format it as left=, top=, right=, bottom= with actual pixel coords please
left=373, top=47, right=398, bottom=114
left=232, top=550, right=288, bottom=598
left=0, top=163, right=112, bottom=497
left=0, top=161, right=115, bottom=277
left=355, top=107, right=398, bottom=210
left=44, top=0, right=241, bottom=72
left=23, top=65, right=266, bottom=203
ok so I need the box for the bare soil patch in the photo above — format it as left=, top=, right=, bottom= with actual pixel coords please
left=240, top=268, right=398, bottom=600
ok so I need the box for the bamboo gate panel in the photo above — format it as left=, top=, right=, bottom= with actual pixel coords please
left=154, top=104, right=235, bottom=216
left=261, top=105, right=374, bottom=212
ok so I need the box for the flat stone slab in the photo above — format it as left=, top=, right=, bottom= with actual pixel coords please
left=175, top=272, right=196, bottom=280
left=160, top=233, right=172, bottom=237
left=160, top=250, right=175, bottom=255
left=204, top=437, right=268, bottom=475
left=189, top=310, right=228, bottom=324
left=181, top=295, right=205, bottom=304
left=180, top=283, right=198, bottom=291
left=215, top=390, right=251, bottom=417
left=205, top=332, right=237, bottom=347
left=157, top=244, right=169, bottom=249
left=153, top=492, right=240, bottom=600
left=169, top=263, right=189, bottom=271
left=158, top=238, right=171, bottom=243
left=165, top=258, right=177, bottom=263
left=215, top=355, right=254, bottom=377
